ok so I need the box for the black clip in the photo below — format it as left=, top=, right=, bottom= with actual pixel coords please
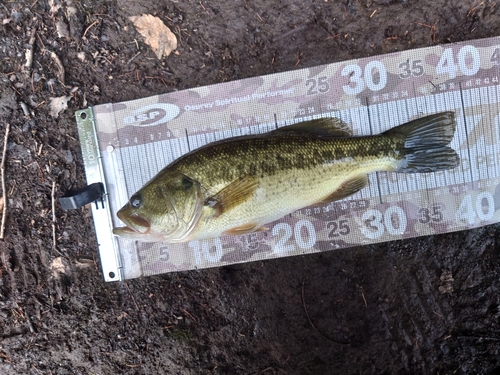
left=59, top=182, right=105, bottom=210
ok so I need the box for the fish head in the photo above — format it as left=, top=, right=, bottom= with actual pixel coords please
left=113, top=170, right=203, bottom=242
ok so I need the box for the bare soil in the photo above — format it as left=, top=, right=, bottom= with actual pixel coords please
left=1, top=0, right=500, bottom=374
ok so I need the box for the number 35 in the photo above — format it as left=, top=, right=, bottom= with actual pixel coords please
left=399, top=60, right=424, bottom=79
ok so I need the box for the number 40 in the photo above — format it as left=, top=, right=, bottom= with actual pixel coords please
left=456, top=192, right=495, bottom=225
left=436, top=45, right=480, bottom=79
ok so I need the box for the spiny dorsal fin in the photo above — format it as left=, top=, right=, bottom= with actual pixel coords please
left=204, top=175, right=258, bottom=217
left=272, top=118, right=352, bottom=137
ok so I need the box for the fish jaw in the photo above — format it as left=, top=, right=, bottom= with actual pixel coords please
left=113, top=225, right=146, bottom=238
left=115, top=204, right=151, bottom=235
left=112, top=225, right=170, bottom=242
left=112, top=211, right=167, bottom=242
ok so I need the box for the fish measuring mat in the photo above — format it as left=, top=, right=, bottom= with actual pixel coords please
left=76, top=36, right=500, bottom=281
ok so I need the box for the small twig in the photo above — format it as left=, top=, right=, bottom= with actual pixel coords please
left=0, top=352, right=12, bottom=364
left=182, top=309, right=197, bottom=322
left=415, top=19, right=439, bottom=43
left=301, top=279, right=349, bottom=345
left=251, top=367, right=273, bottom=375
left=44, top=49, right=65, bottom=85
left=31, top=364, right=43, bottom=375
left=361, top=290, right=367, bottom=308
left=19, top=102, right=30, bottom=117
left=83, top=20, right=99, bottom=38
left=0, top=123, right=10, bottom=239
left=0, top=251, right=8, bottom=271
left=125, top=360, right=142, bottom=368
left=272, top=24, right=308, bottom=42
left=36, top=31, right=46, bottom=50
left=50, top=211, right=63, bottom=254
left=126, top=51, right=141, bottom=65
left=199, top=1, right=212, bottom=18
left=16, top=302, right=34, bottom=333
left=23, top=29, right=36, bottom=74
left=125, top=282, right=140, bottom=311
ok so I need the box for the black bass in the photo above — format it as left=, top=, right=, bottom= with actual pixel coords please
left=113, top=112, right=459, bottom=242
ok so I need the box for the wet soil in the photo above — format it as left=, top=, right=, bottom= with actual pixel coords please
left=1, top=0, right=500, bottom=374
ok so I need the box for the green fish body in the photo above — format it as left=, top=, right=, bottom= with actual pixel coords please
left=113, top=112, right=459, bottom=242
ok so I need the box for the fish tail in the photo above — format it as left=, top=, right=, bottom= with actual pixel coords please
left=383, top=111, right=460, bottom=173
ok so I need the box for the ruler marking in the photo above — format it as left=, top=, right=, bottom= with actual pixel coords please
left=486, top=85, right=498, bottom=178
left=126, top=146, right=140, bottom=195
left=459, top=82, right=476, bottom=188
left=491, top=86, right=500, bottom=174
left=387, top=102, right=405, bottom=197
left=485, top=86, right=495, bottom=178
left=477, top=86, right=489, bottom=181
left=365, top=96, right=384, bottom=204
left=185, top=128, right=192, bottom=152
left=153, top=139, right=164, bottom=173
left=403, top=96, right=417, bottom=195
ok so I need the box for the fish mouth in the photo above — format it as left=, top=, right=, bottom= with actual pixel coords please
left=115, top=209, right=151, bottom=235
left=113, top=225, right=143, bottom=236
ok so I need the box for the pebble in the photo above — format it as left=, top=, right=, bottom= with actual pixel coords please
left=22, top=119, right=34, bottom=132
left=63, top=150, right=73, bottom=164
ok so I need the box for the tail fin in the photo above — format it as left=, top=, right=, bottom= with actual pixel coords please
left=383, top=112, right=460, bottom=173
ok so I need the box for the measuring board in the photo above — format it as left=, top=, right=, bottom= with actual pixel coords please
left=76, top=36, right=500, bottom=282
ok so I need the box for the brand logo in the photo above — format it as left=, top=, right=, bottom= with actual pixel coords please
left=122, top=103, right=180, bottom=127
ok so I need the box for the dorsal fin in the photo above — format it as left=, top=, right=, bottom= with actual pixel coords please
left=271, top=118, right=352, bottom=137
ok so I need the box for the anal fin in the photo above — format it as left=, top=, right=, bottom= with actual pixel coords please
left=223, top=223, right=269, bottom=236
left=318, top=175, right=368, bottom=204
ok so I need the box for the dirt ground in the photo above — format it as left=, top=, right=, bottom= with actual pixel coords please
left=1, top=0, right=500, bottom=374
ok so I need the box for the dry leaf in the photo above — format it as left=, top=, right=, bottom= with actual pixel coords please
left=49, top=95, right=71, bottom=118
left=129, top=14, right=177, bottom=59
left=50, top=257, right=67, bottom=278
left=55, top=19, right=70, bottom=38
left=48, top=0, right=61, bottom=14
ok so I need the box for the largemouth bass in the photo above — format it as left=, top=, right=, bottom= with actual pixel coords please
left=113, top=112, right=459, bottom=242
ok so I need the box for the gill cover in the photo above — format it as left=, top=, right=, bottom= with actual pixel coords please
left=113, top=170, right=203, bottom=242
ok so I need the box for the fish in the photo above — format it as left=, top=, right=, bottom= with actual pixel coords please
left=113, top=111, right=459, bottom=242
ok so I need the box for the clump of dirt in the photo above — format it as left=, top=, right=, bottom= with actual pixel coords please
left=1, top=0, right=500, bottom=374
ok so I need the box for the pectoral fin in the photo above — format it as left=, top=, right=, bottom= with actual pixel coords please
left=223, top=222, right=269, bottom=236
left=272, top=118, right=352, bottom=137
left=204, top=175, right=258, bottom=217
left=318, top=175, right=368, bottom=204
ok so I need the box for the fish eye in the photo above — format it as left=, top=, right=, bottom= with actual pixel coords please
left=129, top=194, right=141, bottom=208
left=181, top=177, right=194, bottom=190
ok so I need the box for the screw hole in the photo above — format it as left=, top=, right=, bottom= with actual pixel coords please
left=80, top=112, right=87, bottom=120
left=109, top=271, right=116, bottom=279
